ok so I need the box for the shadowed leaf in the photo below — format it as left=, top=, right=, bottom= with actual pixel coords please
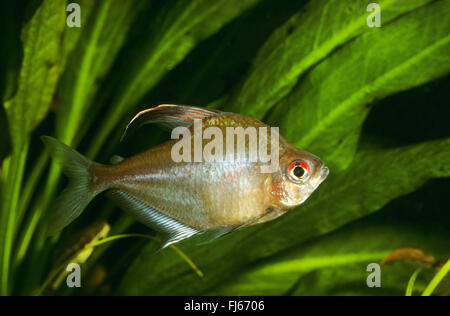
left=226, top=0, right=435, bottom=119
left=87, top=0, right=261, bottom=159
left=268, top=0, right=450, bottom=171
left=0, top=0, right=66, bottom=295
left=2, top=0, right=66, bottom=147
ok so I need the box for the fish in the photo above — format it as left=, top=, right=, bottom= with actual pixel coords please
left=42, top=104, right=329, bottom=248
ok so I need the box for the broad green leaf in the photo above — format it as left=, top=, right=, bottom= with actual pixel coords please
left=118, top=137, right=450, bottom=295
left=56, top=0, right=144, bottom=145
left=2, top=0, right=66, bottom=148
left=226, top=0, right=434, bottom=118
left=142, top=0, right=307, bottom=108
left=9, top=1, right=98, bottom=267
left=12, top=0, right=144, bottom=280
left=86, top=0, right=261, bottom=159
left=215, top=219, right=450, bottom=295
left=268, top=0, right=450, bottom=171
left=0, top=0, right=66, bottom=295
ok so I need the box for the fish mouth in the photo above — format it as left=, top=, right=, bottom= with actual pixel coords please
left=318, top=166, right=329, bottom=184
left=308, top=166, right=329, bottom=192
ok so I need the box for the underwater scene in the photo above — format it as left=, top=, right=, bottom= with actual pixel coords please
left=0, top=0, right=449, bottom=298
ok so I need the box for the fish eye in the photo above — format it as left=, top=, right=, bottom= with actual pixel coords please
left=293, top=166, right=304, bottom=177
left=288, top=160, right=310, bottom=182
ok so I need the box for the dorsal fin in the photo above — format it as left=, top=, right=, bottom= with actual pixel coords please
left=121, top=104, right=223, bottom=141
left=107, top=190, right=202, bottom=248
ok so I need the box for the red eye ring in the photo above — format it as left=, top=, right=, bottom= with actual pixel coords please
left=288, top=160, right=310, bottom=181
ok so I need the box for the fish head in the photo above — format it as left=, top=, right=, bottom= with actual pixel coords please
left=270, top=148, right=329, bottom=208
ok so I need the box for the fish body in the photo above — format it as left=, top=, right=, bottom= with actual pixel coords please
left=43, top=105, right=329, bottom=247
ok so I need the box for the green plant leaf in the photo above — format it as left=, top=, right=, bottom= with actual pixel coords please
left=406, top=269, right=422, bottom=296
left=226, top=0, right=435, bottom=118
left=214, top=209, right=450, bottom=295
left=56, top=0, right=144, bottom=145
left=11, top=0, right=144, bottom=273
left=13, top=0, right=145, bottom=272
left=2, top=0, right=66, bottom=148
left=86, top=0, right=261, bottom=159
left=267, top=0, right=450, bottom=171
left=0, top=104, right=11, bottom=162
left=117, top=137, right=450, bottom=295
left=216, top=228, right=448, bottom=295
left=58, top=0, right=95, bottom=71
left=3, top=0, right=447, bottom=296
left=141, top=0, right=307, bottom=108
left=422, top=258, right=450, bottom=296
left=0, top=0, right=66, bottom=295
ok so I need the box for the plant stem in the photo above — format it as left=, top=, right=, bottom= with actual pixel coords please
left=0, top=144, right=28, bottom=295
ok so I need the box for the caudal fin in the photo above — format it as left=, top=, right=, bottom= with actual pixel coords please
left=41, top=136, right=98, bottom=235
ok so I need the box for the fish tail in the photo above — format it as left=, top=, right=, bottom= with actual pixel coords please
left=41, top=136, right=101, bottom=235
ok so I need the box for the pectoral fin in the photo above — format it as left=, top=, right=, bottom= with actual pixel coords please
left=121, top=104, right=223, bottom=141
left=197, top=208, right=276, bottom=245
left=107, top=190, right=202, bottom=248
left=196, top=227, right=237, bottom=245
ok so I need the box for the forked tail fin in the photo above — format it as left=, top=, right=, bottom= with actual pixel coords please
left=41, top=136, right=100, bottom=235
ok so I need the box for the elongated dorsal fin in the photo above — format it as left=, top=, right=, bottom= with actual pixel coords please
left=107, top=190, right=202, bottom=248
left=121, top=104, right=222, bottom=141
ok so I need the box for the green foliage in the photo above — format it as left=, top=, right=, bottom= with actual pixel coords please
left=215, top=217, right=450, bottom=296
left=85, top=0, right=261, bottom=159
left=0, top=0, right=66, bottom=295
left=0, top=0, right=449, bottom=296
left=226, top=0, right=435, bottom=119
left=268, top=0, right=450, bottom=170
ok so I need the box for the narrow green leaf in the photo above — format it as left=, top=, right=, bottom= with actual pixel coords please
left=269, top=0, right=450, bottom=171
left=422, top=258, right=450, bottom=296
left=406, top=269, right=422, bottom=296
left=12, top=0, right=144, bottom=271
left=58, top=0, right=95, bottom=71
left=226, top=0, right=434, bottom=118
left=118, top=137, right=450, bottom=295
left=56, top=0, right=144, bottom=145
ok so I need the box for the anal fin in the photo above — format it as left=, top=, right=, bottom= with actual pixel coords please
left=107, top=190, right=202, bottom=248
